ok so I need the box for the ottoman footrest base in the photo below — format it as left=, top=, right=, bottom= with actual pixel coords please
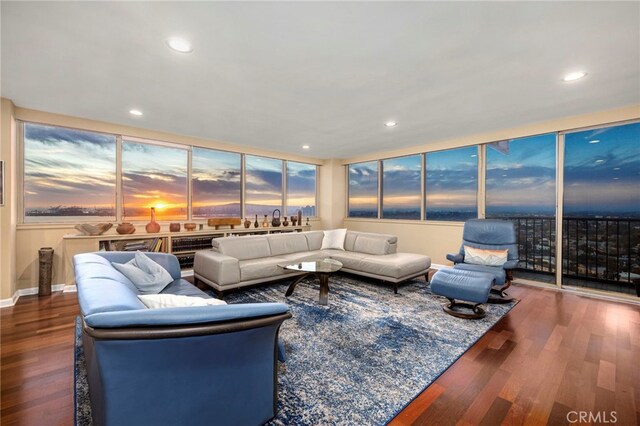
left=443, top=298, right=486, bottom=319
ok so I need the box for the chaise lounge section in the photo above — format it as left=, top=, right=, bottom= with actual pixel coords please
left=194, top=230, right=431, bottom=297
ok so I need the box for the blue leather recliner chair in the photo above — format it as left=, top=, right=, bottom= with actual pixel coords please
left=74, top=252, right=291, bottom=426
left=446, top=219, right=519, bottom=302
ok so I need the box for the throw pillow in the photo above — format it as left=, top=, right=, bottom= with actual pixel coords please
left=464, top=245, right=509, bottom=267
left=112, top=251, right=174, bottom=294
left=138, top=294, right=227, bottom=309
left=321, top=228, right=347, bottom=251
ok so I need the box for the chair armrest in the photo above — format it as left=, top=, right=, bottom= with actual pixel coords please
left=503, top=260, right=519, bottom=270
left=446, top=253, right=464, bottom=264
left=84, top=303, right=290, bottom=330
left=194, top=250, right=240, bottom=286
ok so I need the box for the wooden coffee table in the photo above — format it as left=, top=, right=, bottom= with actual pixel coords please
left=279, top=259, right=343, bottom=305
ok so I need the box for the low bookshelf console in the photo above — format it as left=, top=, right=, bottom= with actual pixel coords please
left=63, top=225, right=311, bottom=285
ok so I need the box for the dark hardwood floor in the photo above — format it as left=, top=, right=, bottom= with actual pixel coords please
left=1, top=284, right=638, bottom=425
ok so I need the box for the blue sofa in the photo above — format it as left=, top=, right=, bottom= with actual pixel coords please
left=74, top=252, right=291, bottom=426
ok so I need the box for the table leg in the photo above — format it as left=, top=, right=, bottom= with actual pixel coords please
left=285, top=273, right=313, bottom=297
left=318, top=273, right=329, bottom=305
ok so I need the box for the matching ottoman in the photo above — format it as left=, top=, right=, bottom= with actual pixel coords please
left=430, top=268, right=495, bottom=319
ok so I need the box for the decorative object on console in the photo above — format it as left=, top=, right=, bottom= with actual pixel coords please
left=291, top=216, right=297, bottom=226
left=116, top=222, right=136, bottom=234
left=297, top=209, right=302, bottom=227
left=271, top=209, right=281, bottom=227
left=74, top=223, right=113, bottom=236
left=306, top=217, right=310, bottom=226
left=169, top=223, right=181, bottom=232
left=283, top=217, right=289, bottom=227
left=199, top=224, right=204, bottom=231
left=254, top=215, right=259, bottom=228
left=207, top=217, right=242, bottom=229
left=184, top=223, right=197, bottom=231
left=321, top=228, right=347, bottom=250
left=244, top=218, right=251, bottom=228
left=145, top=207, right=161, bottom=233
left=262, top=214, right=269, bottom=228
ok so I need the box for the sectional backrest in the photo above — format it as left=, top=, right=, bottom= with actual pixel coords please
left=345, top=231, right=398, bottom=255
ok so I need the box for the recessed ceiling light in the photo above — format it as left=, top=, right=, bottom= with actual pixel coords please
left=384, top=121, right=397, bottom=127
left=595, top=159, right=604, bottom=163
left=302, top=145, right=310, bottom=150
left=167, top=37, right=193, bottom=53
left=129, top=109, right=143, bottom=116
left=589, top=140, right=600, bottom=144
left=562, top=71, right=587, bottom=82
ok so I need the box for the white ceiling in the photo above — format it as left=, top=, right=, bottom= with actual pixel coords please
left=2, top=2, right=639, bottom=159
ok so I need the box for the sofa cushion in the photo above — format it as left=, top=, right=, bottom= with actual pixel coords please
left=351, top=232, right=398, bottom=255
left=323, top=251, right=369, bottom=270
left=277, top=250, right=330, bottom=264
left=321, top=229, right=347, bottom=250
left=344, top=231, right=359, bottom=251
left=239, top=256, right=290, bottom=282
left=138, top=294, right=227, bottom=309
left=212, top=236, right=271, bottom=261
left=350, top=253, right=430, bottom=279
left=303, top=231, right=324, bottom=251
left=267, top=233, right=310, bottom=256
left=161, top=279, right=211, bottom=298
left=111, top=251, right=174, bottom=294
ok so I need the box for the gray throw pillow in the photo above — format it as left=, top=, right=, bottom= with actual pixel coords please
left=112, top=251, right=174, bottom=294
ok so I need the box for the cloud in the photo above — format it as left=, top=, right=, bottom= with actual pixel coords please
left=25, top=123, right=115, bottom=149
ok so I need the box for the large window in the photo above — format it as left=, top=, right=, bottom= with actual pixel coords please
left=192, top=148, right=241, bottom=218
left=425, top=146, right=478, bottom=221
left=286, top=161, right=317, bottom=217
left=348, top=161, right=378, bottom=218
left=382, top=155, right=421, bottom=219
left=245, top=155, right=283, bottom=217
left=485, top=134, right=556, bottom=218
left=23, top=123, right=116, bottom=222
left=122, top=140, right=188, bottom=221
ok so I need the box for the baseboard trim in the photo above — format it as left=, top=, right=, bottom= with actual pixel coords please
left=0, top=284, right=66, bottom=308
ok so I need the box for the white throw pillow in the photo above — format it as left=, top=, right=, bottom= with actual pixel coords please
left=464, top=245, right=508, bottom=267
left=111, top=251, right=174, bottom=294
left=138, top=294, right=227, bottom=309
left=321, top=229, right=347, bottom=251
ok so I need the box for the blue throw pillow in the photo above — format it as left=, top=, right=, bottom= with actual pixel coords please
left=112, top=251, right=174, bottom=294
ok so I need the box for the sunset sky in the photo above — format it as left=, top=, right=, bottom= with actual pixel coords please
left=426, top=146, right=478, bottom=211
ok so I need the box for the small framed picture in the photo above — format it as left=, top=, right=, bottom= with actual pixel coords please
left=0, top=160, right=4, bottom=206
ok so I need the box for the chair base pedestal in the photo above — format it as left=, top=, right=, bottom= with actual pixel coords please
left=442, top=298, right=486, bottom=319
left=488, top=282, right=514, bottom=304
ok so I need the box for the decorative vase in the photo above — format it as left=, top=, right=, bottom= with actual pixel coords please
left=306, top=217, right=310, bottom=226
left=169, top=223, right=180, bottom=232
left=291, top=216, right=297, bottom=226
left=297, top=210, right=302, bottom=227
left=145, top=207, right=161, bottom=233
left=184, top=223, right=197, bottom=231
left=271, top=209, right=281, bottom=227
left=244, top=218, right=251, bottom=229
left=254, top=215, right=259, bottom=228
left=283, top=217, right=289, bottom=227
left=116, top=222, right=136, bottom=234
left=262, top=214, right=269, bottom=228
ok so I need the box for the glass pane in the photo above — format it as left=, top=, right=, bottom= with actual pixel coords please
left=486, top=133, right=557, bottom=284
left=245, top=155, right=283, bottom=217
left=563, top=122, right=640, bottom=296
left=425, top=146, right=478, bottom=221
left=286, top=162, right=316, bottom=217
left=192, top=148, right=241, bottom=218
left=23, top=123, right=116, bottom=222
left=122, top=140, right=188, bottom=221
left=348, top=161, right=378, bottom=218
left=382, top=155, right=421, bottom=220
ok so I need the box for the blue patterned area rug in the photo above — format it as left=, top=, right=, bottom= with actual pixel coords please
left=74, top=274, right=516, bottom=425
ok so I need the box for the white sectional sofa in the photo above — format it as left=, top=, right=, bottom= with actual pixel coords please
left=194, top=230, right=431, bottom=297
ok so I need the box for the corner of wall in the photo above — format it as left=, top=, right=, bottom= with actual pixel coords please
left=0, top=98, right=17, bottom=301
left=318, top=158, right=346, bottom=230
